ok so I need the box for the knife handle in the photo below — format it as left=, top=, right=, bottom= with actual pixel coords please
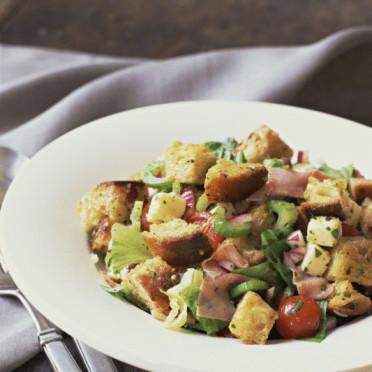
left=39, top=329, right=82, bottom=372
left=74, top=338, right=118, bottom=372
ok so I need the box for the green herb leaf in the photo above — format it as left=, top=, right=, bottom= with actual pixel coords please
left=261, top=230, right=295, bottom=289
left=289, top=300, right=304, bottom=314
left=234, top=261, right=284, bottom=288
left=303, top=300, right=328, bottom=342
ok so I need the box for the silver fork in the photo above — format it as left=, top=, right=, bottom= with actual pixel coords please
left=0, top=273, right=82, bottom=372
left=0, top=147, right=117, bottom=372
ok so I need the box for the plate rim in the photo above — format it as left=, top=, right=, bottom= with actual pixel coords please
left=2, top=100, right=372, bottom=372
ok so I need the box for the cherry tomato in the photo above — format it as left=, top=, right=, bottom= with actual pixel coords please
left=141, top=202, right=151, bottom=231
left=186, top=211, right=224, bottom=250
left=276, top=295, right=321, bottom=339
left=342, top=223, right=361, bottom=237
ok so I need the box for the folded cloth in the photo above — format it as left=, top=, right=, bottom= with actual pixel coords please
left=0, top=26, right=372, bottom=372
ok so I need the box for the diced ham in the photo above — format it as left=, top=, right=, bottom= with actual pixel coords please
left=284, top=231, right=307, bottom=269
left=293, top=269, right=334, bottom=300
left=181, top=188, right=196, bottom=211
left=248, top=168, right=329, bottom=201
left=283, top=246, right=307, bottom=269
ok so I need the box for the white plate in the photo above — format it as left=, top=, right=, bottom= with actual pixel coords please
left=1, top=101, right=372, bottom=372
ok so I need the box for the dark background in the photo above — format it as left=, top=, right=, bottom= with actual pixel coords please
left=1, top=0, right=372, bottom=58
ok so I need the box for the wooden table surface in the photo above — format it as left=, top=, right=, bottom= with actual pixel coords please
left=1, top=0, right=372, bottom=58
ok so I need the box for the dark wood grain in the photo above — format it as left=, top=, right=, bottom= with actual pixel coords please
left=1, top=0, right=372, bottom=58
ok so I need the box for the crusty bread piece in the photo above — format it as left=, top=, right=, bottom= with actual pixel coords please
left=237, top=125, right=293, bottom=163
left=229, top=291, right=278, bottom=344
left=204, top=160, right=267, bottom=203
left=349, top=177, right=372, bottom=204
left=327, top=237, right=372, bottom=286
left=360, top=198, right=372, bottom=238
left=142, top=219, right=212, bottom=266
left=90, top=217, right=113, bottom=251
left=122, top=256, right=177, bottom=320
left=79, top=181, right=145, bottom=232
left=296, top=201, right=344, bottom=233
left=163, top=141, right=217, bottom=184
left=304, top=177, right=361, bottom=227
left=329, top=280, right=371, bottom=317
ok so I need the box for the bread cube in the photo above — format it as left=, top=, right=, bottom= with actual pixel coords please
left=360, top=198, right=372, bottom=238
left=329, top=280, right=371, bottom=317
left=90, top=217, right=113, bottom=251
left=327, top=237, right=372, bottom=286
left=142, top=219, right=212, bottom=266
left=121, top=256, right=177, bottom=320
left=304, top=177, right=361, bottom=227
left=164, top=142, right=216, bottom=185
left=237, top=125, right=293, bottom=163
left=79, top=181, right=144, bottom=232
left=349, top=177, right=372, bottom=204
left=229, top=291, right=278, bottom=344
left=204, top=159, right=267, bottom=203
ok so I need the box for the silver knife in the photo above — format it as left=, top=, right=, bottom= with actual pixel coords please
left=74, top=339, right=118, bottom=372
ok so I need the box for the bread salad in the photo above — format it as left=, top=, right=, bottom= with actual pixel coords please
left=78, top=125, right=372, bottom=345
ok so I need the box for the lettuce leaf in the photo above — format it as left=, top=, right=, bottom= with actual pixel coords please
left=319, top=164, right=354, bottom=182
left=163, top=268, right=203, bottom=330
left=105, top=223, right=152, bottom=274
left=102, top=284, right=148, bottom=311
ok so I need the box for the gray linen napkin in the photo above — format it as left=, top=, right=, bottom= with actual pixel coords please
left=0, top=26, right=372, bottom=371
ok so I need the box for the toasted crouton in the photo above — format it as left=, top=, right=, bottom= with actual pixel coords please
left=296, top=201, right=344, bottom=234
left=79, top=181, right=145, bottom=232
left=329, top=280, right=371, bottom=317
left=360, top=198, right=372, bottom=238
left=237, top=125, right=293, bottom=163
left=90, top=217, right=113, bottom=251
left=142, top=219, right=212, bottom=266
left=304, top=177, right=361, bottom=227
left=349, top=178, right=372, bottom=204
left=204, top=160, right=267, bottom=203
left=122, top=256, right=177, bottom=320
left=327, top=237, right=372, bottom=286
left=229, top=291, right=278, bottom=344
left=164, top=142, right=217, bottom=184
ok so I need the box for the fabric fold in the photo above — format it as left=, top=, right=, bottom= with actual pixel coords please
left=0, top=26, right=372, bottom=371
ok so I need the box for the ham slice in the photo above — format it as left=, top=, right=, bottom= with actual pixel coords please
left=197, top=272, right=248, bottom=321
left=283, top=246, right=307, bottom=269
left=204, top=240, right=248, bottom=272
left=293, top=268, right=334, bottom=300
left=284, top=230, right=307, bottom=269
left=248, top=168, right=328, bottom=201
left=197, top=241, right=250, bottom=321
